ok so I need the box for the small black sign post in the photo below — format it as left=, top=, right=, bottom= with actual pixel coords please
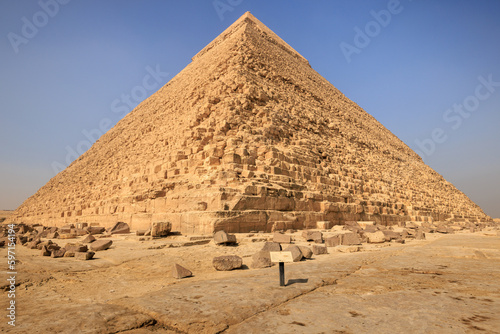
left=270, top=251, right=293, bottom=287
left=279, top=262, right=285, bottom=286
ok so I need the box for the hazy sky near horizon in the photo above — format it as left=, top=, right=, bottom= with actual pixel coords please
left=1, top=0, right=499, bottom=218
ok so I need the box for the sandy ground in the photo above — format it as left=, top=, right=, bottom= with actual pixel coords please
left=1, top=229, right=499, bottom=333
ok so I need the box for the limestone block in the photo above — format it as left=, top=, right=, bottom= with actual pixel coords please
left=213, top=230, right=237, bottom=245
left=325, top=235, right=341, bottom=247
left=316, top=221, right=333, bottom=229
left=283, top=245, right=303, bottom=262
left=341, top=232, right=361, bottom=245
left=213, top=255, right=242, bottom=271
left=312, top=245, right=328, bottom=255
left=108, top=222, right=130, bottom=235
left=82, top=235, right=96, bottom=243
left=251, top=251, right=273, bottom=268
left=64, top=243, right=88, bottom=253
left=366, top=231, right=386, bottom=243
left=302, top=230, right=323, bottom=243
left=261, top=242, right=281, bottom=252
left=151, top=222, right=172, bottom=237
left=273, top=233, right=291, bottom=244
left=298, top=246, right=313, bottom=259
left=172, top=264, right=193, bottom=278
left=75, top=251, right=95, bottom=260
left=90, top=240, right=113, bottom=251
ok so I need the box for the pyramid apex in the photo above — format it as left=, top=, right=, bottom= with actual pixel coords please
left=192, top=11, right=309, bottom=65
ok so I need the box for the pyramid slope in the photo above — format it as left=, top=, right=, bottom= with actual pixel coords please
left=10, top=13, right=490, bottom=232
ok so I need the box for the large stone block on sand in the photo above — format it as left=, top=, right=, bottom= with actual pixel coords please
left=109, top=222, right=130, bottom=235
left=75, top=251, right=95, bottom=260
left=298, top=246, right=313, bottom=259
left=366, top=231, right=386, bottom=243
left=87, top=226, right=106, bottom=235
left=81, top=234, right=96, bottom=243
left=151, top=222, right=172, bottom=237
left=51, top=248, right=66, bottom=258
left=341, top=232, right=361, bottom=245
left=273, top=233, right=291, bottom=244
left=213, top=255, right=242, bottom=271
left=283, top=245, right=303, bottom=262
left=64, top=243, right=88, bottom=253
left=312, top=244, right=328, bottom=255
left=261, top=242, right=281, bottom=252
left=251, top=250, right=273, bottom=269
left=214, top=230, right=237, bottom=245
left=302, top=231, right=323, bottom=243
left=325, top=235, right=341, bottom=247
left=90, top=239, right=113, bottom=251
left=172, top=264, right=193, bottom=278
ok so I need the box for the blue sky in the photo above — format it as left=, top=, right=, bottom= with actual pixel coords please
left=1, top=0, right=499, bottom=218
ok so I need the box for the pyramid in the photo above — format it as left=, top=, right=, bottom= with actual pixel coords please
left=10, top=12, right=491, bottom=233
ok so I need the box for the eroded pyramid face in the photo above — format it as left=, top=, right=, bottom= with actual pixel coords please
left=10, top=12, right=490, bottom=233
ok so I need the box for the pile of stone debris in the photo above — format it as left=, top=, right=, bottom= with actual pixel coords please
left=0, top=221, right=172, bottom=260
left=208, top=220, right=497, bottom=273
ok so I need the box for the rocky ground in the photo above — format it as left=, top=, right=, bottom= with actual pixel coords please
left=1, top=224, right=500, bottom=333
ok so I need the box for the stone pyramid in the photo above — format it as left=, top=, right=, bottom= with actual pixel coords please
left=10, top=12, right=491, bottom=233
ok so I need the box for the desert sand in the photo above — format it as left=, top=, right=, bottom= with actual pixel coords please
left=2, top=226, right=499, bottom=333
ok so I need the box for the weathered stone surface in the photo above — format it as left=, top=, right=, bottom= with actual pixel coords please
left=382, top=230, right=400, bottom=242
left=341, top=232, right=361, bottom=245
left=366, top=231, right=386, bottom=243
left=298, top=246, right=313, bottom=259
left=405, top=222, right=419, bottom=229
left=151, top=222, right=172, bottom=237
left=65, top=243, right=88, bottom=253
left=25, top=240, right=40, bottom=249
left=46, top=231, right=59, bottom=239
left=312, top=245, right=328, bottom=255
left=261, top=242, right=281, bottom=252
left=172, top=264, right=193, bottom=278
left=75, top=251, right=95, bottom=260
left=213, top=255, right=242, bottom=271
left=283, top=245, right=303, bottom=262
left=357, top=221, right=375, bottom=229
left=335, top=245, right=360, bottom=253
left=87, top=226, right=105, bottom=235
left=109, top=222, right=130, bottom=235
left=58, top=233, right=77, bottom=239
left=51, top=248, right=66, bottom=258
left=81, top=234, right=96, bottom=243
left=273, top=233, right=291, bottom=244
left=415, top=230, right=426, bottom=240
left=90, top=240, right=113, bottom=251
left=214, top=230, right=237, bottom=245
left=316, top=221, right=333, bottom=229
left=325, top=235, right=341, bottom=247
left=41, top=245, right=51, bottom=256
left=251, top=251, right=273, bottom=268
left=302, top=231, right=323, bottom=243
